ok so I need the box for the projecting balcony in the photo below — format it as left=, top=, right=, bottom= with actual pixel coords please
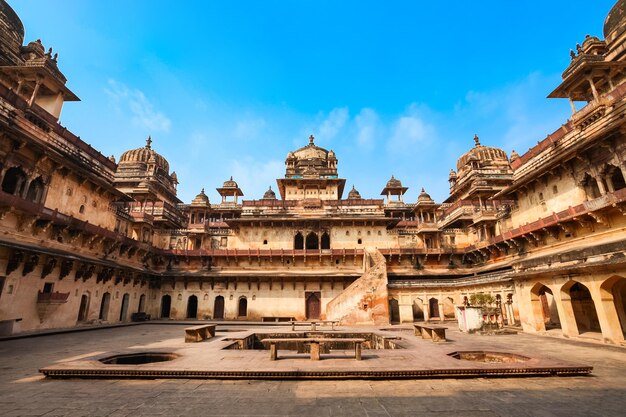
left=37, top=291, right=70, bottom=304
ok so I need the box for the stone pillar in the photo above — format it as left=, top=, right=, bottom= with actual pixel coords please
left=587, top=78, right=600, bottom=101
left=28, top=80, right=42, bottom=107
left=595, top=177, right=607, bottom=195
left=553, top=288, right=580, bottom=338
left=437, top=299, right=445, bottom=322
left=589, top=284, right=625, bottom=344
left=569, top=98, right=577, bottom=114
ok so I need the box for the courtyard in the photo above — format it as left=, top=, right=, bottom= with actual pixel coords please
left=0, top=323, right=625, bottom=416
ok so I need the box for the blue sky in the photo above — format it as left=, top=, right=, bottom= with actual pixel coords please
left=11, top=0, right=616, bottom=203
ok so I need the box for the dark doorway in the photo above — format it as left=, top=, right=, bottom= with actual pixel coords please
left=187, top=295, right=198, bottom=319
left=77, top=294, right=89, bottom=322
left=294, top=232, right=304, bottom=250
left=305, top=291, right=321, bottom=319
left=611, top=167, right=626, bottom=191
left=214, top=295, right=225, bottom=319
left=389, top=298, right=400, bottom=323
left=568, top=281, right=601, bottom=332
left=238, top=297, right=247, bottom=317
left=138, top=294, right=146, bottom=313
left=429, top=297, right=440, bottom=319
left=99, top=292, right=110, bottom=321
left=305, top=232, right=319, bottom=250
left=161, top=294, right=171, bottom=318
left=119, top=293, right=130, bottom=321
left=321, top=232, right=330, bottom=250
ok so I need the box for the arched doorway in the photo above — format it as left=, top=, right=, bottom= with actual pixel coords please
left=581, top=173, right=601, bottom=199
left=412, top=299, right=424, bottom=321
left=294, top=232, right=304, bottom=250
left=160, top=294, right=171, bottom=318
left=99, top=292, right=110, bottom=321
left=214, top=295, right=225, bottom=319
left=600, top=276, right=626, bottom=337
left=428, top=297, right=439, bottom=319
left=609, top=166, right=626, bottom=191
left=321, top=232, right=330, bottom=250
left=119, top=293, right=130, bottom=321
left=238, top=297, right=247, bottom=317
left=1, top=167, right=27, bottom=195
left=305, top=232, right=319, bottom=250
left=389, top=298, right=400, bottom=323
left=138, top=294, right=146, bottom=313
left=187, top=295, right=198, bottom=319
left=530, top=283, right=561, bottom=332
left=77, top=294, right=89, bottom=322
left=305, top=292, right=321, bottom=319
left=563, top=281, right=600, bottom=334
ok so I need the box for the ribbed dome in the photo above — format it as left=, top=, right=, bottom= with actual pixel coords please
left=456, top=135, right=508, bottom=171
left=0, top=0, right=25, bottom=65
left=119, top=137, right=170, bottom=173
left=386, top=175, right=403, bottom=188
left=191, top=188, right=210, bottom=206
left=223, top=176, right=238, bottom=188
left=604, top=0, right=626, bottom=42
left=347, top=185, right=362, bottom=200
left=291, top=135, right=329, bottom=160
left=417, top=188, right=434, bottom=203
left=262, top=186, right=277, bottom=199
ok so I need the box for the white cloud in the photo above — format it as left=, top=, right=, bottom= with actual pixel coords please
left=318, top=107, right=349, bottom=140
left=386, top=106, right=435, bottom=153
left=105, top=79, right=171, bottom=133
left=229, top=158, right=284, bottom=199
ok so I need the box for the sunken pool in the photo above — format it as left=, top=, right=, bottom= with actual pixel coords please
left=99, top=352, right=180, bottom=365
left=448, top=351, right=530, bottom=363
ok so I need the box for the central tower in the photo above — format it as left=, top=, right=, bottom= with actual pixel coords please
left=276, top=135, right=346, bottom=200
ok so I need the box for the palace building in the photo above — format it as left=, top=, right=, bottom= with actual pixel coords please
left=0, top=0, right=625, bottom=345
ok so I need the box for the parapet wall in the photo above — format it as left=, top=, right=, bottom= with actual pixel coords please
left=325, top=248, right=389, bottom=325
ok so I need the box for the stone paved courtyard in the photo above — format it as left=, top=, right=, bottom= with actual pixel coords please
left=0, top=324, right=625, bottom=416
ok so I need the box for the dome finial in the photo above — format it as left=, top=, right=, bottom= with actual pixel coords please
left=474, top=134, right=480, bottom=147
left=146, top=136, right=152, bottom=149
left=309, top=134, right=315, bottom=145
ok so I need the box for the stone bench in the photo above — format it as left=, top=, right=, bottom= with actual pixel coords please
left=290, top=320, right=340, bottom=331
left=184, top=324, right=216, bottom=343
left=261, top=337, right=365, bottom=361
left=414, top=323, right=448, bottom=342
left=261, top=316, right=294, bottom=322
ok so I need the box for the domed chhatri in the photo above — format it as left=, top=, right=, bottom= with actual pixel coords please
left=191, top=188, right=210, bottom=206
left=604, top=0, right=626, bottom=42
left=262, top=186, right=277, bottom=200
left=456, top=134, right=509, bottom=173
left=385, top=175, right=403, bottom=189
left=222, top=176, right=239, bottom=189
left=347, top=185, right=362, bottom=200
left=119, top=136, right=170, bottom=174
left=417, top=188, right=434, bottom=203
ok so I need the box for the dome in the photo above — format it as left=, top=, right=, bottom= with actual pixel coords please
left=222, top=176, right=238, bottom=188
left=262, top=186, right=277, bottom=199
left=191, top=188, right=210, bottom=205
left=347, top=185, right=362, bottom=200
left=449, top=169, right=457, bottom=179
left=386, top=175, right=403, bottom=188
left=0, top=0, right=25, bottom=65
left=604, top=0, right=626, bottom=42
left=119, top=137, right=170, bottom=173
left=456, top=135, right=509, bottom=172
left=291, top=134, right=329, bottom=160
left=417, top=188, right=434, bottom=203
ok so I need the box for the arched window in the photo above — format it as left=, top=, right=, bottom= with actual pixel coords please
left=321, top=232, right=330, bottom=250
left=1, top=167, right=27, bottom=196
left=25, top=176, right=45, bottom=203
left=581, top=173, right=601, bottom=199
left=610, top=167, right=626, bottom=191
left=294, top=232, right=304, bottom=250
left=305, top=232, right=319, bottom=250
